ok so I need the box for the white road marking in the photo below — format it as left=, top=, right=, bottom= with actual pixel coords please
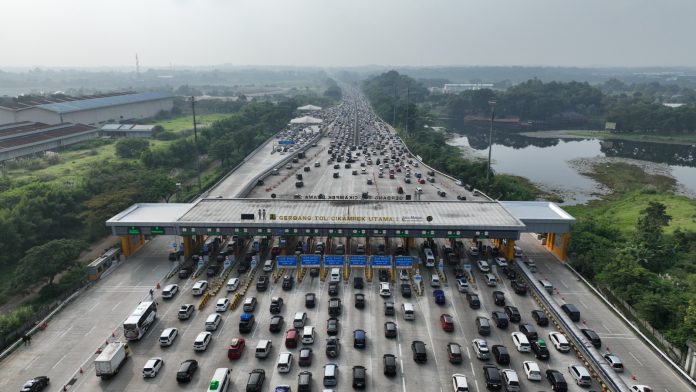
left=559, top=279, right=569, bottom=288
left=51, top=353, right=67, bottom=369
left=629, top=351, right=644, bottom=366
left=132, top=263, right=142, bottom=272
left=111, top=301, right=122, bottom=311
left=602, top=323, right=613, bottom=334
left=87, top=302, right=99, bottom=312
left=579, top=299, right=589, bottom=308
left=84, top=325, right=96, bottom=336
left=58, top=326, right=73, bottom=339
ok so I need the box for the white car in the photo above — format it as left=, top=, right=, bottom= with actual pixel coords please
left=549, top=331, right=570, bottom=353
left=277, top=352, right=294, bottom=373
left=468, top=246, right=479, bottom=257
left=193, top=331, right=212, bottom=351
left=159, top=327, right=178, bottom=346
left=142, top=357, right=163, bottom=378
left=226, top=278, right=240, bottom=292
left=161, top=284, right=179, bottom=299
left=630, top=386, right=653, bottom=392
left=477, top=260, right=490, bottom=272
left=452, top=373, right=469, bottom=391
left=215, top=298, right=230, bottom=312
left=379, top=282, right=391, bottom=297
left=456, top=278, right=469, bottom=293
left=399, top=270, right=409, bottom=281
left=472, top=338, right=490, bottom=360
left=191, top=280, right=208, bottom=296
left=511, top=332, right=531, bottom=352
left=523, top=361, right=542, bottom=381
left=494, top=257, right=508, bottom=269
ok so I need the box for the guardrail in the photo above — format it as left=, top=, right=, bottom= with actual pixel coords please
left=515, top=260, right=625, bottom=391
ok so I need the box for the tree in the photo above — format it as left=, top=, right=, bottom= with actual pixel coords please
left=115, top=138, right=150, bottom=159
left=14, top=239, right=87, bottom=285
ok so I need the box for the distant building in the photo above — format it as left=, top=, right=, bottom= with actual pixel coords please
left=297, top=104, right=322, bottom=111
left=0, top=121, right=98, bottom=161
left=0, top=91, right=174, bottom=126
left=100, top=124, right=156, bottom=138
left=443, top=83, right=494, bottom=94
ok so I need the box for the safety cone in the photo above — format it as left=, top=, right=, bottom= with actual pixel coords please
left=63, top=385, right=67, bottom=391
left=79, top=367, right=83, bottom=374
left=156, top=282, right=161, bottom=289
left=632, top=374, right=636, bottom=380
left=112, top=332, right=115, bottom=337
left=105, top=340, right=109, bottom=345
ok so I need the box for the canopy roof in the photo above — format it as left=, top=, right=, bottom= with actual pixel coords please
left=290, top=116, right=323, bottom=124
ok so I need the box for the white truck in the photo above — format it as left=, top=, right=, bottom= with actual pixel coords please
left=95, top=341, right=129, bottom=378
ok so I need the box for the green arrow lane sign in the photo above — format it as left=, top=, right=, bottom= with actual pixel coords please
left=128, top=226, right=141, bottom=235
left=151, top=226, right=165, bottom=235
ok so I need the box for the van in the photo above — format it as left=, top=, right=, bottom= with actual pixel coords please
left=423, top=248, right=435, bottom=267
left=255, top=339, right=272, bottom=359
left=501, top=369, right=520, bottom=392
left=302, top=326, right=315, bottom=344
left=539, top=279, right=553, bottom=294
left=402, top=303, right=415, bottom=320
left=430, top=274, right=441, bottom=287
left=207, top=368, right=231, bottom=392
left=277, top=352, right=293, bottom=373
left=329, top=268, right=341, bottom=283
left=476, top=316, right=492, bottom=335
left=568, top=365, right=592, bottom=386
left=485, top=273, right=497, bottom=287
left=561, top=303, right=581, bottom=322
left=263, top=259, right=274, bottom=272
left=323, top=363, right=338, bottom=386
left=205, top=313, right=222, bottom=331
left=293, top=312, right=307, bottom=328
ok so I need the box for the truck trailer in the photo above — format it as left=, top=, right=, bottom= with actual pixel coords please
left=95, top=341, right=129, bottom=378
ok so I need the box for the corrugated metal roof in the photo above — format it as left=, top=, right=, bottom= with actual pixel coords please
left=499, top=201, right=575, bottom=233
left=108, top=203, right=195, bottom=226
left=35, top=92, right=173, bottom=114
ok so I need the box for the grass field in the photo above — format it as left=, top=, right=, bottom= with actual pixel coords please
left=565, top=162, right=696, bottom=234
left=566, top=130, right=696, bottom=145
left=154, top=114, right=229, bottom=133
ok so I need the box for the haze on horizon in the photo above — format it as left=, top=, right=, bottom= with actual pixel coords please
left=2, top=0, right=695, bottom=69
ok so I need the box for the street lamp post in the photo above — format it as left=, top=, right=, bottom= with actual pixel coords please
left=486, top=100, right=497, bottom=183
left=191, top=96, right=202, bottom=195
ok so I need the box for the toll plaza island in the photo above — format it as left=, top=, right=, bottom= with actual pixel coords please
left=107, top=198, right=575, bottom=264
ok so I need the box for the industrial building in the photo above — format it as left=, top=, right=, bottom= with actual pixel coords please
left=0, top=121, right=98, bottom=161
left=0, top=91, right=174, bottom=126
left=443, top=83, right=494, bottom=93
left=100, top=124, right=156, bottom=138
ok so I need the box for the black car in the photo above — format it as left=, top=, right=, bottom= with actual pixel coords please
left=256, top=275, right=269, bottom=292
left=270, top=297, right=283, bottom=314
left=411, top=340, right=427, bottom=363
left=531, top=310, right=549, bottom=326
left=383, top=354, right=397, bottom=376
left=354, top=293, right=365, bottom=309
left=492, top=291, right=506, bottom=306
left=353, top=329, right=366, bottom=348
left=176, top=359, right=198, bottom=383
left=206, top=264, right=220, bottom=277
left=282, top=275, right=294, bottom=290
left=178, top=266, right=193, bottom=279
left=511, top=280, right=528, bottom=295
left=483, top=365, right=502, bottom=390
left=328, top=282, right=339, bottom=296
left=378, top=269, right=389, bottom=282
left=505, top=268, right=518, bottom=280
left=298, top=371, right=313, bottom=392
left=299, top=347, right=313, bottom=366
left=401, top=283, right=412, bottom=298
left=327, top=317, right=339, bottom=336
left=466, top=293, right=481, bottom=309
left=519, top=323, right=539, bottom=341
left=581, top=328, right=602, bottom=348
left=269, top=315, right=284, bottom=333
left=20, top=376, right=50, bottom=392
left=305, top=292, right=316, bottom=308
left=384, top=321, right=397, bottom=338
left=504, top=306, right=521, bottom=323
left=531, top=339, right=550, bottom=360
left=326, top=336, right=340, bottom=358
left=310, top=267, right=320, bottom=277
left=246, top=369, right=265, bottom=392
left=353, top=276, right=364, bottom=289
left=492, top=344, right=510, bottom=365
left=352, top=365, right=367, bottom=389
left=546, top=369, right=568, bottom=392
left=491, top=311, right=508, bottom=329
left=329, top=298, right=342, bottom=316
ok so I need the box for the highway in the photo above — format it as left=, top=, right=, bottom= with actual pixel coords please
left=1, top=86, right=691, bottom=392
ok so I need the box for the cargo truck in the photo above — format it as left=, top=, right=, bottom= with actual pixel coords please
left=95, top=341, right=129, bottom=378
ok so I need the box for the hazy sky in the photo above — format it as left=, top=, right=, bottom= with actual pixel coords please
left=3, top=0, right=695, bottom=68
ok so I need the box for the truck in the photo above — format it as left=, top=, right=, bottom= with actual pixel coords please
left=94, top=341, right=129, bottom=378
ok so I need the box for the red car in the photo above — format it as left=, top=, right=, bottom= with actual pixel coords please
left=440, top=314, right=455, bottom=332
left=227, top=337, right=246, bottom=360
left=271, top=246, right=280, bottom=257
left=418, top=178, right=426, bottom=184
left=285, top=328, right=299, bottom=348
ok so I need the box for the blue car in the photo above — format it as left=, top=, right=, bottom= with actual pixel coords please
left=433, top=289, right=446, bottom=305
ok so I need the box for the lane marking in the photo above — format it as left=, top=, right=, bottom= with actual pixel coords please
left=87, top=302, right=99, bottom=312
left=578, top=299, right=589, bottom=308
left=111, top=301, right=122, bottom=311
left=85, top=325, right=96, bottom=336
left=629, top=351, right=644, bottom=366
left=51, top=353, right=67, bottom=369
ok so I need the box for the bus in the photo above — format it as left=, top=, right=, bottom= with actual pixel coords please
left=123, top=301, right=157, bottom=340
left=423, top=248, right=435, bottom=268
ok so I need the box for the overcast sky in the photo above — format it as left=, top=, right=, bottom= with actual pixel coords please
left=3, top=0, right=695, bottom=68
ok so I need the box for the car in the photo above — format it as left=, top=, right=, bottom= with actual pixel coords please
left=352, top=365, right=367, bottom=389
left=511, top=280, right=528, bottom=295
left=466, top=293, right=481, bottom=309
left=472, top=339, right=490, bottom=360
left=446, top=342, right=463, bottom=364
left=531, top=310, right=549, bottom=326
left=378, top=269, right=389, bottom=282
left=492, top=290, right=506, bottom=306
left=504, top=306, right=521, bottom=323
left=305, top=292, right=316, bottom=308
left=227, top=337, right=246, bottom=359
left=483, top=365, right=502, bottom=390
left=246, top=369, right=265, bottom=392
left=511, top=332, right=530, bottom=352
left=353, top=277, right=364, bottom=289
left=282, top=275, right=294, bottom=290
left=277, top=351, right=294, bottom=373
left=256, top=275, right=269, bottom=291
left=603, top=353, right=624, bottom=372
left=270, top=315, right=284, bottom=333
left=327, top=317, right=339, bottom=335
left=581, top=328, right=602, bottom=348
left=293, top=312, right=308, bottom=328
left=178, top=304, right=195, bottom=320
left=399, top=269, right=409, bottom=281
left=353, top=329, right=367, bottom=348
left=549, top=331, right=571, bottom=353
left=401, top=283, right=412, bottom=297
left=226, top=278, right=240, bottom=292
left=159, top=327, right=179, bottom=346
left=384, top=321, right=397, bottom=338
left=270, top=297, right=284, bottom=314
left=379, top=282, right=391, bottom=297
left=519, top=323, right=539, bottom=341
left=568, top=364, right=592, bottom=386
left=175, top=359, right=198, bottom=383
left=546, top=369, right=568, bottom=392
left=216, top=297, right=230, bottom=312
left=440, top=314, right=455, bottom=332
left=492, top=311, right=508, bottom=329
left=354, top=293, right=365, bottom=309
left=243, top=297, right=258, bottom=312
left=193, top=331, right=212, bottom=351
left=456, top=278, right=469, bottom=293
left=411, top=340, right=427, bottom=363
left=329, top=297, right=342, bottom=316
left=492, top=344, right=510, bottom=365
left=328, top=282, right=339, bottom=295
left=434, top=289, right=446, bottom=305
left=298, top=347, right=313, bottom=366
left=383, top=354, right=397, bottom=376
left=523, top=360, right=542, bottom=381
left=239, top=313, right=255, bottom=333
left=452, top=374, right=469, bottom=392
left=326, top=336, right=340, bottom=358
left=20, top=376, right=50, bottom=392
left=630, top=386, right=653, bottom=392
left=161, top=284, right=179, bottom=299
left=531, top=338, right=550, bottom=360
left=469, top=246, right=480, bottom=257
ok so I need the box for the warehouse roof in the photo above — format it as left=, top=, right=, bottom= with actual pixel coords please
left=0, top=92, right=133, bottom=111
left=0, top=123, right=96, bottom=149
left=35, top=92, right=174, bottom=114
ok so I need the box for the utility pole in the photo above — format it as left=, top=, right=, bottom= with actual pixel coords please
left=191, top=96, right=202, bottom=194
left=486, top=100, right=497, bottom=183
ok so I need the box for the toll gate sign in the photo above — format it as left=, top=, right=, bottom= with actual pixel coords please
left=277, top=256, right=297, bottom=267
left=349, top=255, right=367, bottom=267
left=371, top=256, right=392, bottom=268
left=395, top=257, right=414, bottom=269
left=324, top=255, right=345, bottom=267
left=300, top=254, right=321, bottom=267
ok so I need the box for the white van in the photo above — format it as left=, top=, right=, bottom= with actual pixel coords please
left=502, top=369, right=520, bottom=392
left=302, top=326, right=315, bottom=344
left=226, top=278, right=240, bottom=292
left=293, top=312, right=308, bottom=328
left=430, top=274, right=441, bottom=287
left=402, top=303, right=415, bottom=320
left=329, top=268, right=341, bottom=283
left=263, top=259, right=274, bottom=272
left=207, top=368, right=231, bottom=392
left=205, top=313, right=222, bottom=331
left=255, top=339, right=272, bottom=358
left=277, top=352, right=293, bottom=373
